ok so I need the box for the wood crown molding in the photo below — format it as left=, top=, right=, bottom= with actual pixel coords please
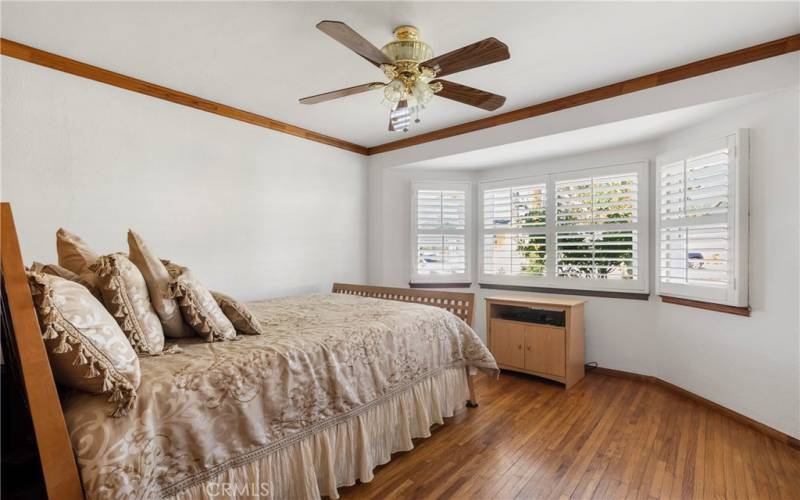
left=0, top=38, right=369, bottom=155
left=368, top=33, right=800, bottom=155
left=587, top=366, right=800, bottom=450
left=2, top=35, right=798, bottom=156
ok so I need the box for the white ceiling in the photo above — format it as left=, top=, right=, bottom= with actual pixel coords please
left=2, top=2, right=798, bottom=147
left=403, top=91, right=768, bottom=170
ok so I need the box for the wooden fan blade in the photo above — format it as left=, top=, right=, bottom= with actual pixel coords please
left=316, top=21, right=393, bottom=67
left=433, top=80, right=506, bottom=111
left=299, top=82, right=385, bottom=105
left=421, top=37, right=509, bottom=78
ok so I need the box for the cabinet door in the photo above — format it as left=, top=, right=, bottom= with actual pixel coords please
left=524, top=325, right=566, bottom=377
left=490, top=320, right=525, bottom=369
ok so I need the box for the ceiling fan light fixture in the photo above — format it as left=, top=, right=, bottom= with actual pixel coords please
left=383, top=79, right=406, bottom=102
left=412, top=79, right=435, bottom=106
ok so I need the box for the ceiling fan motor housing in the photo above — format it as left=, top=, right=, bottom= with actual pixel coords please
left=382, top=26, right=433, bottom=67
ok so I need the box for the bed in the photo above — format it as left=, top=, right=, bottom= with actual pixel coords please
left=1, top=203, right=497, bottom=499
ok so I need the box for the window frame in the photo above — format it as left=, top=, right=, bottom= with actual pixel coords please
left=655, top=130, right=749, bottom=307
left=478, top=161, right=650, bottom=294
left=410, top=181, right=473, bottom=285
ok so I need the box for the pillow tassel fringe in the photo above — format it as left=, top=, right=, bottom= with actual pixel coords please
left=167, top=281, right=183, bottom=299
left=72, top=346, right=89, bottom=367
left=84, top=361, right=101, bottom=378
left=174, top=281, right=214, bottom=336
left=101, top=370, right=114, bottom=392
left=108, top=386, right=136, bottom=418
left=53, top=334, right=73, bottom=354
left=41, top=323, right=60, bottom=340
left=96, top=256, right=153, bottom=355
left=167, top=267, right=231, bottom=342
left=161, top=344, right=183, bottom=355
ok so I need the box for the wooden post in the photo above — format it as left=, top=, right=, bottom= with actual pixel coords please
left=1, top=203, right=84, bottom=499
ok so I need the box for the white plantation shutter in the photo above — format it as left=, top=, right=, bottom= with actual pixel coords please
left=411, top=183, right=471, bottom=283
left=552, top=163, right=648, bottom=290
left=656, top=131, right=748, bottom=306
left=482, top=181, right=547, bottom=278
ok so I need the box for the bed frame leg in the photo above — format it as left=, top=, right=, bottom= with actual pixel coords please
left=466, top=367, right=478, bottom=408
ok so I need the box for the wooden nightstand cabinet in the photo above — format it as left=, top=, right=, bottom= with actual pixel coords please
left=486, top=296, right=585, bottom=388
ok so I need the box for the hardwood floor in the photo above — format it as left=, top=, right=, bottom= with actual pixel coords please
left=339, top=370, right=800, bottom=499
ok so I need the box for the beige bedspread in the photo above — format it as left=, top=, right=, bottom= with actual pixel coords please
left=62, top=293, right=497, bottom=499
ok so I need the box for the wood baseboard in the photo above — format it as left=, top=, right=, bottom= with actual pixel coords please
left=586, top=365, right=800, bottom=450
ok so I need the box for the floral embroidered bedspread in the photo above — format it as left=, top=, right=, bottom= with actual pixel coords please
left=62, top=293, right=497, bottom=499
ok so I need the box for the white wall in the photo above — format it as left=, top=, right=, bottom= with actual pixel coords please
left=654, top=88, right=800, bottom=440
left=368, top=88, right=800, bottom=438
left=1, top=58, right=369, bottom=299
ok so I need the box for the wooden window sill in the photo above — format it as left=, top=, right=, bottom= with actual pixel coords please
left=478, top=283, right=649, bottom=300
left=409, top=282, right=472, bottom=289
left=660, top=295, right=750, bottom=316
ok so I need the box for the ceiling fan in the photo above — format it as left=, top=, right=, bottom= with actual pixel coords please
left=299, top=21, right=510, bottom=132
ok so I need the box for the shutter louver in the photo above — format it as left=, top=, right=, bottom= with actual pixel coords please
left=556, top=173, right=638, bottom=226
left=660, top=224, right=729, bottom=287
left=556, top=230, right=638, bottom=280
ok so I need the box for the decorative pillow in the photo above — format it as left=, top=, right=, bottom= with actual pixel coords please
left=27, top=272, right=140, bottom=417
left=92, top=253, right=166, bottom=355
left=211, top=291, right=263, bottom=335
left=127, top=230, right=193, bottom=338
left=56, top=228, right=99, bottom=290
left=164, top=262, right=236, bottom=342
left=31, top=261, right=102, bottom=300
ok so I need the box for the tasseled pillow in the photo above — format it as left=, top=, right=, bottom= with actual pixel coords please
left=211, top=291, right=263, bottom=335
left=28, top=271, right=140, bottom=417
left=163, top=262, right=236, bottom=342
left=92, top=253, right=166, bottom=355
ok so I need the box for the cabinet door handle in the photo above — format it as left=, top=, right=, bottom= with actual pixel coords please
left=517, top=344, right=523, bottom=349
left=527, top=346, right=531, bottom=351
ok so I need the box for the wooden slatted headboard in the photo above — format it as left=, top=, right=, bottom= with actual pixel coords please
left=331, top=283, right=475, bottom=327
left=1, top=203, right=84, bottom=499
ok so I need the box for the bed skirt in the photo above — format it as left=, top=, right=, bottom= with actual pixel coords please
left=170, top=366, right=470, bottom=499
